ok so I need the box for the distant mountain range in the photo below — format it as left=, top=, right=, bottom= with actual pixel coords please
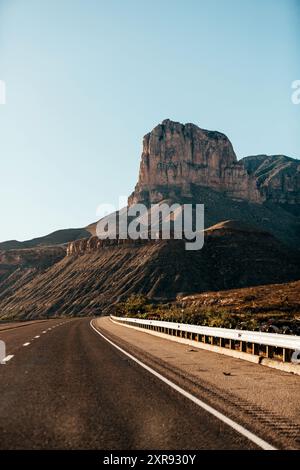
left=0, top=228, right=90, bottom=251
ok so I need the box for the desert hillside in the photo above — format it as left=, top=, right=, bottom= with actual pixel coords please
left=0, top=221, right=299, bottom=321
left=0, top=228, right=90, bottom=250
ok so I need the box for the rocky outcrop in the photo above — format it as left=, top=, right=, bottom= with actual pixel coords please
left=129, top=119, right=261, bottom=205
left=66, top=236, right=156, bottom=256
left=128, top=120, right=300, bottom=210
left=241, top=154, right=300, bottom=208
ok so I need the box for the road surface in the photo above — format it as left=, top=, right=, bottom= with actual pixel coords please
left=0, top=317, right=298, bottom=449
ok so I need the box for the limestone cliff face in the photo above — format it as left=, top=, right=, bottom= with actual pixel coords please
left=129, top=120, right=300, bottom=207
left=66, top=236, right=154, bottom=256
left=128, top=119, right=261, bottom=205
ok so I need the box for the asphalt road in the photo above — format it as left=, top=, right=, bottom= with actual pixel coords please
left=0, top=317, right=264, bottom=449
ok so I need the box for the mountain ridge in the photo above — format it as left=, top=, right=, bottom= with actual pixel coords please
left=1, top=220, right=299, bottom=320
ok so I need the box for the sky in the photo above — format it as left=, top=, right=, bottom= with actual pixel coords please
left=0, top=0, right=299, bottom=242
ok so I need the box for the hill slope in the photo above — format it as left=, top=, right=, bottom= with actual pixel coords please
left=0, top=228, right=90, bottom=250
left=0, top=223, right=299, bottom=321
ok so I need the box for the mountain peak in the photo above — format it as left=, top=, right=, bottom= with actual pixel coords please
left=129, top=120, right=300, bottom=210
left=129, top=120, right=259, bottom=205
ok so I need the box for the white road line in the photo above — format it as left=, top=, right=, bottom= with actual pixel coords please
left=42, top=331, right=47, bottom=334
left=23, top=342, right=30, bottom=346
left=34, top=335, right=40, bottom=338
left=1, top=355, right=14, bottom=363
left=90, top=320, right=277, bottom=451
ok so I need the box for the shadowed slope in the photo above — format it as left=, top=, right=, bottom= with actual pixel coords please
left=0, top=222, right=299, bottom=321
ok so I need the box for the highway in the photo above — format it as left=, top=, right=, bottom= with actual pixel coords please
left=0, top=317, right=298, bottom=450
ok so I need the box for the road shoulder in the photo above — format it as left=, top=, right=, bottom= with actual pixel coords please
left=94, top=316, right=300, bottom=450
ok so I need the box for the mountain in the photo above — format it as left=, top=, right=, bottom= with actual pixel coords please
left=0, top=228, right=90, bottom=250
left=128, top=119, right=300, bottom=249
left=129, top=119, right=300, bottom=207
left=0, top=221, right=299, bottom=321
left=129, top=119, right=260, bottom=204
left=241, top=154, right=300, bottom=210
left=0, top=119, right=299, bottom=320
left=2, top=120, right=299, bottom=249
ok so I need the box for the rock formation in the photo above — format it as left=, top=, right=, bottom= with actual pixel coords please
left=128, top=119, right=300, bottom=209
left=129, top=119, right=261, bottom=205
left=241, top=154, right=300, bottom=208
left=66, top=236, right=154, bottom=256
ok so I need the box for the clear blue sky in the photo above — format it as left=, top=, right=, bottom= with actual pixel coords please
left=0, top=0, right=299, bottom=242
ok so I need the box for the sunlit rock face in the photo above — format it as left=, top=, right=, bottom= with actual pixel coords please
left=128, top=119, right=261, bottom=205
left=129, top=119, right=300, bottom=209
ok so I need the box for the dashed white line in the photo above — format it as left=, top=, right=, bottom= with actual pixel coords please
left=34, top=335, right=40, bottom=338
left=90, top=320, right=277, bottom=451
left=23, top=342, right=30, bottom=347
left=1, top=355, right=14, bottom=363
left=42, top=331, right=47, bottom=334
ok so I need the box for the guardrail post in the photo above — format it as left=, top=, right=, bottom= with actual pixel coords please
left=266, top=345, right=274, bottom=359
left=283, top=348, right=286, bottom=362
left=283, top=348, right=291, bottom=363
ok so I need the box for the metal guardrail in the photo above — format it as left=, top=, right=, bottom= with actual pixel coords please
left=110, top=315, right=300, bottom=363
